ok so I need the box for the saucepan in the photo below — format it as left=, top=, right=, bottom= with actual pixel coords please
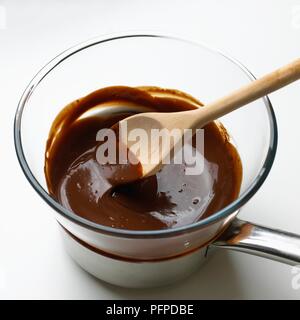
left=14, top=33, right=300, bottom=288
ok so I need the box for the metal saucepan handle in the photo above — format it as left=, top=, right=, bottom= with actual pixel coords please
left=212, top=218, right=300, bottom=265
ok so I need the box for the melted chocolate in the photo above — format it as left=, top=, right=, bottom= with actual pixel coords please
left=45, top=86, right=242, bottom=230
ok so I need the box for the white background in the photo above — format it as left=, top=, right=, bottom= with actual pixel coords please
left=1, top=0, right=300, bottom=299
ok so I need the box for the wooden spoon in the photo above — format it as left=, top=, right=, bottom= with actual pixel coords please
left=116, top=58, right=300, bottom=178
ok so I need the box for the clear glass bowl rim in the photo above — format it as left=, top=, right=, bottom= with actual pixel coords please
left=14, top=32, right=278, bottom=238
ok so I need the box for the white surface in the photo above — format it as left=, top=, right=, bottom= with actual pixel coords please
left=1, top=0, right=300, bottom=299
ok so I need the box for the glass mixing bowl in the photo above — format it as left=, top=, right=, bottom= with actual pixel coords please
left=14, top=33, right=281, bottom=262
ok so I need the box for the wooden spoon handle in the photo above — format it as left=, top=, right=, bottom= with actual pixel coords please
left=197, top=58, right=300, bottom=124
